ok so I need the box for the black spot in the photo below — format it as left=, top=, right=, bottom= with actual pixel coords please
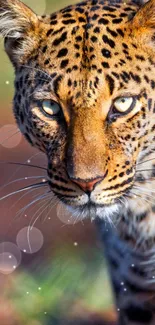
left=44, top=59, right=50, bottom=65
left=120, top=71, right=130, bottom=83
left=120, top=12, right=128, bottom=17
left=50, top=72, right=57, bottom=79
left=103, top=6, right=116, bottom=12
left=91, top=35, right=98, bottom=42
left=135, top=55, right=145, bottom=61
left=52, top=26, right=65, bottom=36
left=112, top=18, right=122, bottom=24
left=78, top=16, right=86, bottom=22
left=102, top=35, right=115, bottom=48
left=122, top=42, right=128, bottom=49
left=126, top=168, right=132, bottom=175
left=144, top=75, right=149, bottom=83
left=50, top=20, right=57, bottom=25
left=106, top=74, right=115, bottom=95
left=148, top=98, right=152, bottom=111
left=106, top=27, right=117, bottom=37
left=130, top=72, right=141, bottom=83
left=116, top=28, right=124, bottom=37
left=72, top=65, right=78, bottom=70
left=74, top=43, right=80, bottom=50
left=92, top=14, right=99, bottom=20
left=53, top=31, right=67, bottom=46
left=76, top=35, right=82, bottom=42
left=42, top=45, right=47, bottom=53
left=67, top=79, right=72, bottom=86
left=151, top=80, right=155, bottom=89
left=60, top=59, right=69, bottom=69
left=57, top=48, right=68, bottom=57
left=124, top=7, right=134, bottom=11
left=102, top=62, right=110, bottom=68
left=46, top=29, right=53, bottom=37
left=50, top=14, right=57, bottom=20
left=94, top=26, right=100, bottom=33
left=112, top=72, right=119, bottom=79
left=62, top=19, right=76, bottom=24
left=98, top=18, right=109, bottom=25
left=75, top=7, right=84, bottom=13
left=101, top=48, right=111, bottom=58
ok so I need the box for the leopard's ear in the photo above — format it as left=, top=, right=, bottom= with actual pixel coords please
left=130, top=0, right=155, bottom=48
left=0, top=0, right=39, bottom=66
left=132, top=0, right=155, bottom=28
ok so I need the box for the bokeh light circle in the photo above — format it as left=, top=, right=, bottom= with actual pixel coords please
left=0, top=253, right=18, bottom=275
left=56, top=202, right=80, bottom=225
left=23, top=0, right=46, bottom=15
left=0, top=124, right=22, bottom=149
left=0, top=242, right=22, bottom=274
left=16, top=227, right=44, bottom=254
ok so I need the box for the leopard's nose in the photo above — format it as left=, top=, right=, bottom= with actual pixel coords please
left=71, top=176, right=104, bottom=193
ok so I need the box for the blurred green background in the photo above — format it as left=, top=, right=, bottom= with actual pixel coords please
left=0, top=0, right=115, bottom=324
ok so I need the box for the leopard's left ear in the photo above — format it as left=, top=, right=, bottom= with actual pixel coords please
left=0, top=0, right=39, bottom=66
left=130, top=0, right=155, bottom=48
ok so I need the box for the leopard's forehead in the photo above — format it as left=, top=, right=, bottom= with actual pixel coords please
left=27, top=0, right=143, bottom=107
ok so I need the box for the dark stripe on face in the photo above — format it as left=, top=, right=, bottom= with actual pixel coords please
left=104, top=177, right=133, bottom=191
left=49, top=181, right=76, bottom=192
left=106, top=74, right=115, bottom=95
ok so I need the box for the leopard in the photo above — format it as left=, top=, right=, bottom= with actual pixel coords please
left=1, top=0, right=155, bottom=323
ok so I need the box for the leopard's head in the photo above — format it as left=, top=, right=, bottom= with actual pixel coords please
left=1, top=0, right=155, bottom=223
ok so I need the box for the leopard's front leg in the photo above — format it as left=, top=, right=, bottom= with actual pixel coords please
left=96, top=219, right=155, bottom=325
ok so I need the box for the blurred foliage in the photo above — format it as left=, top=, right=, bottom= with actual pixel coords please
left=4, top=247, right=114, bottom=324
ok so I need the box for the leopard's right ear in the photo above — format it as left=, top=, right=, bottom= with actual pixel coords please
left=0, top=0, right=39, bottom=66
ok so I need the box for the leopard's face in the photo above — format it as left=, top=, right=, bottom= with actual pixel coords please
left=1, top=0, right=155, bottom=222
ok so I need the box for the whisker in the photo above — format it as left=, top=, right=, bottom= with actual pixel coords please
left=0, top=176, right=47, bottom=191
left=136, top=169, right=155, bottom=173
left=133, top=185, right=155, bottom=195
left=0, top=161, right=46, bottom=170
left=130, top=190, right=154, bottom=205
left=14, top=190, right=51, bottom=221
left=42, top=196, right=58, bottom=223
left=10, top=187, right=44, bottom=213
left=3, top=190, right=51, bottom=238
left=0, top=130, right=20, bottom=145
left=29, top=198, right=52, bottom=230
left=0, top=152, right=46, bottom=192
left=136, top=157, right=155, bottom=167
left=0, top=181, right=49, bottom=202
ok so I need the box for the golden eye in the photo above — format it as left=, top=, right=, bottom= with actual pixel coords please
left=42, top=100, right=60, bottom=116
left=114, top=97, right=134, bottom=113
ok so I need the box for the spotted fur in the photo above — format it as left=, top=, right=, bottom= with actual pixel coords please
left=1, top=0, right=155, bottom=323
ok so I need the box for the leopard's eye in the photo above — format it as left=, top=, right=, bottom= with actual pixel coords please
left=113, top=97, right=134, bottom=113
left=42, top=100, right=60, bottom=116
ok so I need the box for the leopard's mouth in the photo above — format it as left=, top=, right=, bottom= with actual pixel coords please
left=55, top=194, right=121, bottom=221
